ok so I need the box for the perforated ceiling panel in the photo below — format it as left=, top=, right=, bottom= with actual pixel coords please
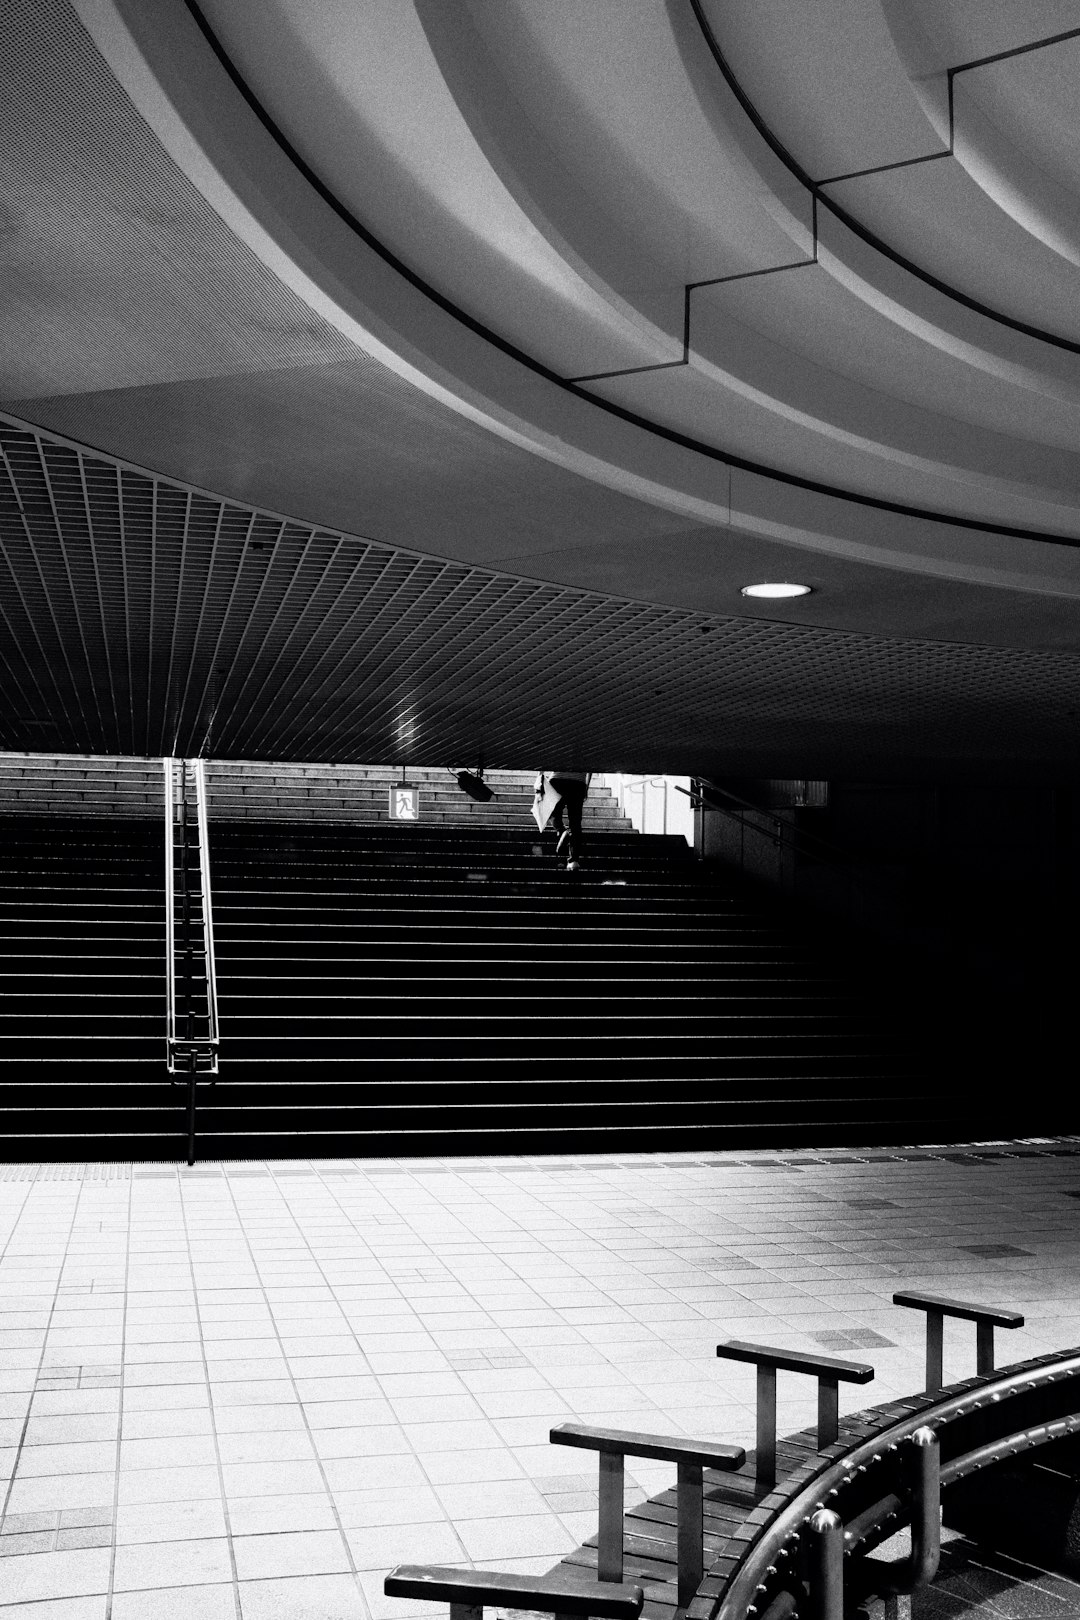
left=0, top=1, right=357, bottom=402
left=1, top=416, right=1077, bottom=781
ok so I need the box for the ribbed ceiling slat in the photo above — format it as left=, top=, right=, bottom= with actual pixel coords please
left=1, top=416, right=1078, bottom=779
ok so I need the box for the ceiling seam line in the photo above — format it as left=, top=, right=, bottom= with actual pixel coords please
left=173, top=0, right=1080, bottom=548
left=688, top=0, right=1080, bottom=360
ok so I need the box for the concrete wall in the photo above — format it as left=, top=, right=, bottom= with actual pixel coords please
left=698, top=780, right=1077, bottom=1082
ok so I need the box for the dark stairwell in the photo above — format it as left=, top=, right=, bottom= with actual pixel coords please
left=0, top=760, right=952, bottom=1159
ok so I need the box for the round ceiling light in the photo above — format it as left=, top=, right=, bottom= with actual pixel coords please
left=740, top=582, right=813, bottom=599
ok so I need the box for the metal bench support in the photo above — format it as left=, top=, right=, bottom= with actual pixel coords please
left=810, top=1507, right=843, bottom=1620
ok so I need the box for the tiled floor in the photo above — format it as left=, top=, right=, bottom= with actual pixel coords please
left=1, top=1139, right=1079, bottom=1619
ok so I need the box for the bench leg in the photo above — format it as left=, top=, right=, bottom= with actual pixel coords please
left=676, top=1461, right=703, bottom=1608
left=817, top=1376, right=839, bottom=1449
left=925, top=1311, right=944, bottom=1393
left=756, top=1364, right=777, bottom=1490
left=976, top=1321, right=994, bottom=1377
left=597, top=1450, right=624, bottom=1582
left=450, top=1605, right=481, bottom=1620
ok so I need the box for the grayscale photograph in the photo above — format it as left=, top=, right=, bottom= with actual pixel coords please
left=1, top=2, right=1078, bottom=1617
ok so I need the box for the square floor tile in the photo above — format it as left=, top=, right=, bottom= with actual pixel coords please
left=5, top=1473, right=117, bottom=1515
left=455, top=1513, right=576, bottom=1560
left=239, top=1573, right=368, bottom=1619
left=0, top=1546, right=111, bottom=1604
left=344, top=1520, right=464, bottom=1571
left=0, top=1598, right=106, bottom=1620
left=117, top=1465, right=223, bottom=1506
left=113, top=1537, right=234, bottom=1591
left=110, top=1583, right=237, bottom=1620
left=330, top=1485, right=444, bottom=1529
left=228, top=1495, right=339, bottom=1537
left=116, top=1499, right=228, bottom=1545
left=233, top=1529, right=351, bottom=1581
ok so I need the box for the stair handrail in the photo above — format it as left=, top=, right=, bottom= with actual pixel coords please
left=193, top=758, right=219, bottom=1048
left=686, top=778, right=873, bottom=871
left=684, top=777, right=919, bottom=926
left=164, top=757, right=177, bottom=1055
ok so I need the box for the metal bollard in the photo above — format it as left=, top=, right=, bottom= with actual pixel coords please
left=868, top=1425, right=940, bottom=1599
left=809, top=1508, right=844, bottom=1620
left=908, top=1427, right=941, bottom=1590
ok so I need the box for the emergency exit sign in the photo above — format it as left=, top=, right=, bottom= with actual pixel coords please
left=389, top=785, right=419, bottom=821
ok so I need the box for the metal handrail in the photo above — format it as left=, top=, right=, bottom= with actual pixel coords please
left=713, top=1345, right=1080, bottom=1620
left=163, top=757, right=177, bottom=1053
left=610, top=774, right=675, bottom=837
left=686, top=779, right=869, bottom=871
left=193, top=758, right=219, bottom=1047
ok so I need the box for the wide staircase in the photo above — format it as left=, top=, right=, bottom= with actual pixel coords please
left=203, top=819, right=928, bottom=1157
left=0, top=755, right=948, bottom=1159
left=0, top=815, right=166, bottom=1107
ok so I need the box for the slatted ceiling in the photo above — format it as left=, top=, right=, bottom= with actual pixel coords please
left=2, top=416, right=1079, bottom=775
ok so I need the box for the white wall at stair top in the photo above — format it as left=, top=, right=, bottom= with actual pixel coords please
left=599, top=775, right=693, bottom=845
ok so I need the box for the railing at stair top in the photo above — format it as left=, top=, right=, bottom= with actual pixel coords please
left=164, top=758, right=218, bottom=1163
left=686, top=779, right=868, bottom=873
left=685, top=778, right=909, bottom=934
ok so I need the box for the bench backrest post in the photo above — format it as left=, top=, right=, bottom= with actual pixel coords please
left=926, top=1309, right=944, bottom=1393
left=719, top=1342, right=872, bottom=1489
left=597, top=1451, right=624, bottom=1583
left=676, top=1462, right=704, bottom=1607
left=756, top=1365, right=778, bottom=1489
left=976, top=1320, right=995, bottom=1377
left=893, top=1291, right=1022, bottom=1391
left=817, top=1376, right=839, bottom=1448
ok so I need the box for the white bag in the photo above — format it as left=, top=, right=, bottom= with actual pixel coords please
left=531, top=773, right=562, bottom=833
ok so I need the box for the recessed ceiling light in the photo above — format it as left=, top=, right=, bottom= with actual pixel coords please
left=740, top=582, right=813, bottom=599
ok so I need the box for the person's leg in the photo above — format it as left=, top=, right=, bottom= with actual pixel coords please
left=564, top=785, right=586, bottom=864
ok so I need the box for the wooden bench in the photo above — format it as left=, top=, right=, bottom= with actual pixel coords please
left=384, top=1564, right=644, bottom=1620
left=388, top=1295, right=1030, bottom=1620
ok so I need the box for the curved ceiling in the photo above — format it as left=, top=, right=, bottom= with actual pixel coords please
left=177, top=0, right=1080, bottom=556
left=1, top=0, right=1079, bottom=777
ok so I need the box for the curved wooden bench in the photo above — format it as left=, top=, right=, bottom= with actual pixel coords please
left=388, top=1296, right=1078, bottom=1620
